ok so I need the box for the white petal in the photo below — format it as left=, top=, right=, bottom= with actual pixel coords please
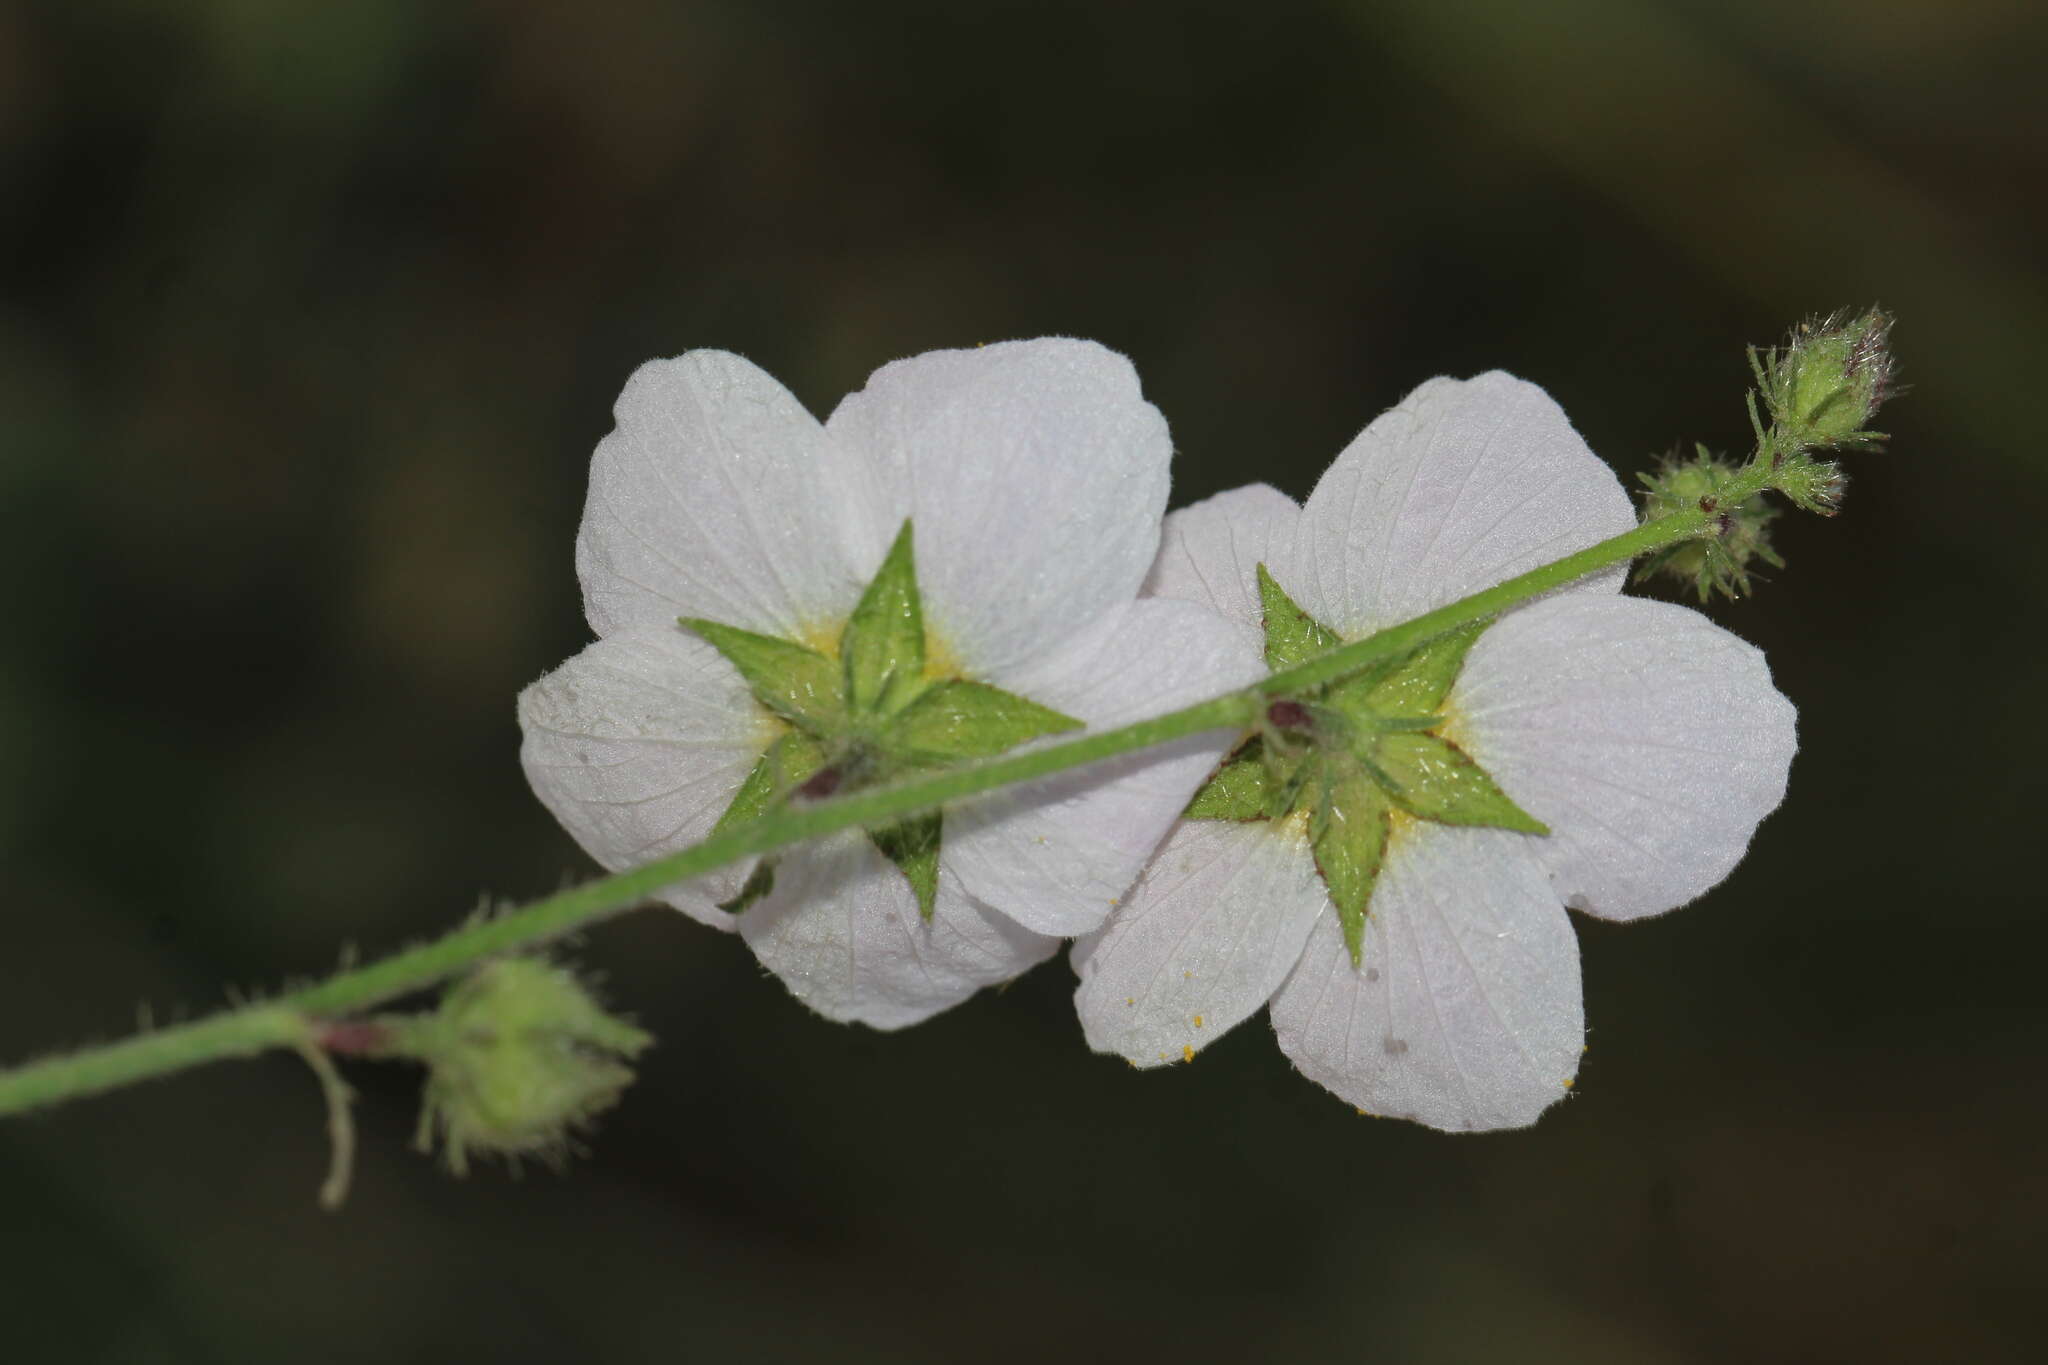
left=1292, top=372, right=1635, bottom=636
left=1071, top=818, right=1327, bottom=1067
left=576, top=351, right=885, bottom=640
left=517, top=627, right=774, bottom=931
left=942, top=597, right=1265, bottom=937
left=1450, top=595, right=1797, bottom=921
left=1142, top=482, right=1304, bottom=642
left=1270, top=823, right=1582, bottom=1132
left=739, top=834, right=1059, bottom=1029
left=825, top=338, right=1171, bottom=678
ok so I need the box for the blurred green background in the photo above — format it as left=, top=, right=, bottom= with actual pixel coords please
left=4, top=2, right=2044, bottom=1361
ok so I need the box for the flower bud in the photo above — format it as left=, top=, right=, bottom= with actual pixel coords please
left=1757, top=308, right=1895, bottom=451
left=410, top=958, right=652, bottom=1175
left=1634, top=447, right=1783, bottom=601
left=1773, top=451, right=1849, bottom=517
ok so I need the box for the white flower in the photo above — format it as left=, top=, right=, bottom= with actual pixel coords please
left=1071, top=372, right=1798, bottom=1130
left=518, top=339, right=1256, bottom=1029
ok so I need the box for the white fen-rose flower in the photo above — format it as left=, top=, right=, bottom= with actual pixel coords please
left=1072, top=373, right=1798, bottom=1130
left=519, top=340, right=1256, bottom=1029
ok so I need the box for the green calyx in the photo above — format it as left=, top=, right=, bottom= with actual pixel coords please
left=1188, top=567, right=1545, bottom=966
left=1752, top=307, right=1895, bottom=453
left=403, top=958, right=652, bottom=1176
left=685, top=519, right=1080, bottom=920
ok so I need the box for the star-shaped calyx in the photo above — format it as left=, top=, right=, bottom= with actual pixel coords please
left=1183, top=564, right=1547, bottom=965
left=686, top=520, right=1081, bottom=918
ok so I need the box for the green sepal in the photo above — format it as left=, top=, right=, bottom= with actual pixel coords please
left=1330, top=621, right=1489, bottom=720
left=1257, top=563, right=1341, bottom=671
left=1351, top=713, right=1443, bottom=734
left=1309, top=774, right=1389, bottom=968
left=1263, top=756, right=1317, bottom=821
left=839, top=520, right=927, bottom=716
left=1370, top=732, right=1548, bottom=833
left=716, top=859, right=777, bottom=915
left=880, top=679, right=1081, bottom=763
left=1185, top=739, right=1275, bottom=820
left=682, top=618, right=845, bottom=732
left=711, top=732, right=829, bottom=835
left=870, top=812, right=943, bottom=920
left=708, top=732, right=827, bottom=915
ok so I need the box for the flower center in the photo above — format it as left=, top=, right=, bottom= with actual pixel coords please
left=685, top=519, right=1081, bottom=920
left=1182, top=563, right=1546, bottom=967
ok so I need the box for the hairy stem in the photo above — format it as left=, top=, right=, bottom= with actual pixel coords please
left=1257, top=511, right=1713, bottom=696
left=0, top=499, right=1727, bottom=1118
left=0, top=1007, right=308, bottom=1114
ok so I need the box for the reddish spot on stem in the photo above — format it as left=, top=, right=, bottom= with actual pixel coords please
left=318, top=1020, right=391, bottom=1055
left=1267, top=699, right=1311, bottom=730
left=799, top=767, right=843, bottom=800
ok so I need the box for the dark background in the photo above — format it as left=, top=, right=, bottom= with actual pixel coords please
left=4, top=2, right=2044, bottom=1361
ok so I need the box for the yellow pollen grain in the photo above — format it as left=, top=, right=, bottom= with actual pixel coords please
left=746, top=709, right=789, bottom=752
left=795, top=614, right=966, bottom=684
left=1562, top=1078, right=1575, bottom=1090
left=921, top=629, right=966, bottom=685
left=1181, top=1045, right=1195, bottom=1063
left=1124, top=997, right=1134, bottom=1006
left=1434, top=697, right=1469, bottom=751
left=791, top=619, right=842, bottom=659
left=1183, top=970, right=1193, bottom=980
left=1192, top=1014, right=1204, bottom=1028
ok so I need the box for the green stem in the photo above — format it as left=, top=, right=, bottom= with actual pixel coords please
left=1260, top=509, right=1713, bottom=695
left=0, top=1006, right=307, bottom=1113
left=287, top=687, right=1257, bottom=1018
left=0, top=500, right=1727, bottom=1119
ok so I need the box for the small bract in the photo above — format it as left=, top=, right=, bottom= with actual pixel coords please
left=520, top=340, right=1255, bottom=1028
left=1072, top=373, right=1798, bottom=1130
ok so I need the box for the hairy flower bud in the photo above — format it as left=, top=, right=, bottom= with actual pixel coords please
left=1755, top=308, right=1895, bottom=451
left=1773, top=451, right=1849, bottom=517
left=409, top=958, right=652, bottom=1175
left=1634, top=447, right=1783, bottom=601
